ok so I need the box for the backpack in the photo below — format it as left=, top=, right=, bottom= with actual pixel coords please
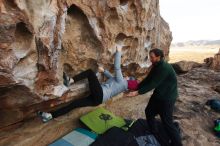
left=206, top=99, right=220, bottom=112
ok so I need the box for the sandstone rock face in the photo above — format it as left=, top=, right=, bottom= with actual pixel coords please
left=0, top=0, right=172, bottom=129
left=211, top=50, right=220, bottom=70
left=204, top=48, right=220, bottom=71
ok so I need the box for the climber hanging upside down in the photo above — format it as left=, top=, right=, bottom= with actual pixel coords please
left=38, top=46, right=139, bottom=122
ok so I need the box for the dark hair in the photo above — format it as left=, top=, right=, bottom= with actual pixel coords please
left=149, top=48, right=164, bottom=59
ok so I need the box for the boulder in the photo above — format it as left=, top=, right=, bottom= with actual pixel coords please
left=172, top=61, right=202, bottom=74
left=0, top=0, right=172, bottom=129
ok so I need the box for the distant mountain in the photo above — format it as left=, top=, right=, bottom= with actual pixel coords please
left=171, top=40, right=220, bottom=47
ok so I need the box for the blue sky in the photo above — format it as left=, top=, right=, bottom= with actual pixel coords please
left=160, top=0, right=220, bottom=43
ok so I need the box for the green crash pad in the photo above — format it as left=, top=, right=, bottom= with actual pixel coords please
left=80, top=107, right=126, bottom=134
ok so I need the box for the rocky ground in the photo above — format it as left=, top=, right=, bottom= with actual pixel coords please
left=0, top=66, right=220, bottom=146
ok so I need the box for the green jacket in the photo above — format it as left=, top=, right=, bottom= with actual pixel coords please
left=138, top=59, right=178, bottom=101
